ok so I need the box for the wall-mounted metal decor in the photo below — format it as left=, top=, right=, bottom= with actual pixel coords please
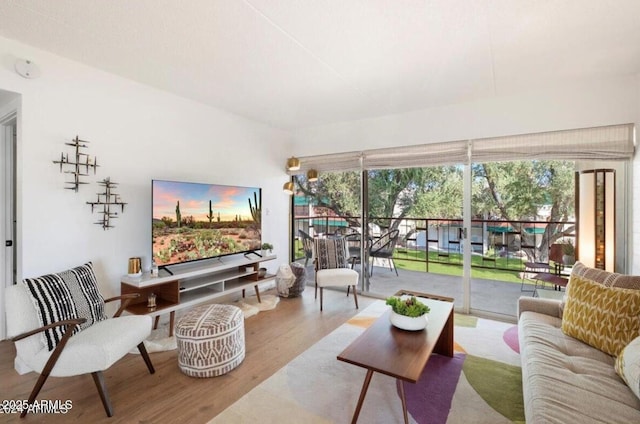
left=87, top=178, right=126, bottom=230
left=52, top=135, right=99, bottom=191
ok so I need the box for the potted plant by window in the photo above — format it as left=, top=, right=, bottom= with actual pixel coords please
left=385, top=296, right=431, bottom=331
left=561, top=240, right=575, bottom=266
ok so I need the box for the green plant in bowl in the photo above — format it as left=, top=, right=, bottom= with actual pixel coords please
left=385, top=296, right=430, bottom=317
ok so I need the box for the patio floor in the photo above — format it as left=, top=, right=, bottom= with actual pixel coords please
left=297, top=260, right=554, bottom=320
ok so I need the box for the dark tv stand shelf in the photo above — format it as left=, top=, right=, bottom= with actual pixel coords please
left=120, top=253, right=276, bottom=335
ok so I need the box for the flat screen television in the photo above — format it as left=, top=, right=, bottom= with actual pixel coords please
left=152, top=179, right=262, bottom=267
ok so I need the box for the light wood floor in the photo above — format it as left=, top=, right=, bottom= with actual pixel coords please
left=0, top=288, right=374, bottom=423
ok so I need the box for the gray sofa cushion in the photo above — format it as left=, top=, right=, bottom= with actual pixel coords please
left=519, top=310, right=640, bottom=423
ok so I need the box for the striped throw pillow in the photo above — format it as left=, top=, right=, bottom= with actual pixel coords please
left=561, top=275, right=640, bottom=357
left=23, top=262, right=107, bottom=351
left=571, top=261, right=640, bottom=289
left=314, top=238, right=349, bottom=270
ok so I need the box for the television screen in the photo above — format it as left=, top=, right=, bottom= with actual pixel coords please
left=152, top=180, right=262, bottom=266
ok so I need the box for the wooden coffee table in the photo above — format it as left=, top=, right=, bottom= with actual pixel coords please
left=337, top=291, right=454, bottom=424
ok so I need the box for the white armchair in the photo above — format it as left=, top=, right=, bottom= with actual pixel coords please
left=313, top=237, right=359, bottom=311
left=5, top=283, right=155, bottom=418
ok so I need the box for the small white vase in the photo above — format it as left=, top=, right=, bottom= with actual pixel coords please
left=389, top=311, right=428, bottom=331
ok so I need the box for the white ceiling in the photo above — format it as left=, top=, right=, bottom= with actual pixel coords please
left=1, top=0, right=639, bottom=130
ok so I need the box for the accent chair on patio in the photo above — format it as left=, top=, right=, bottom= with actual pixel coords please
left=369, top=229, right=400, bottom=276
left=344, top=232, right=371, bottom=272
left=298, top=229, right=314, bottom=266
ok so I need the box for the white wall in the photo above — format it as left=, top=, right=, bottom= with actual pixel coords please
left=291, top=75, right=638, bottom=153
left=291, top=73, right=640, bottom=273
left=0, top=37, right=291, bottom=308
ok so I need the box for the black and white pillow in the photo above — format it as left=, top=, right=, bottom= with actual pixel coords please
left=314, top=238, right=349, bottom=270
left=23, top=262, right=107, bottom=351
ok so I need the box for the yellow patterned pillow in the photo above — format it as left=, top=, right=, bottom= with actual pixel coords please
left=561, top=275, right=640, bottom=357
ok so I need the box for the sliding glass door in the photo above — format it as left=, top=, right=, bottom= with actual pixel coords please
left=365, top=166, right=465, bottom=306
left=288, top=124, right=634, bottom=318
left=469, top=160, right=576, bottom=316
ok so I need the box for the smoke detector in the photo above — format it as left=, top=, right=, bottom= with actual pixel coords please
left=15, top=59, right=41, bottom=79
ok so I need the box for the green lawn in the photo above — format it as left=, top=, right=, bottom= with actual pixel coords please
left=293, top=238, right=524, bottom=284
left=393, top=249, right=523, bottom=284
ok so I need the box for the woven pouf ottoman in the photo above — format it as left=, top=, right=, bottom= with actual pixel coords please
left=176, top=303, right=245, bottom=378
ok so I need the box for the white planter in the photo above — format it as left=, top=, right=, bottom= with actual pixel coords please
left=389, top=311, right=428, bottom=331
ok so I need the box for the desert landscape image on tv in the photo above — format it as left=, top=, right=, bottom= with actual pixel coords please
left=152, top=180, right=262, bottom=266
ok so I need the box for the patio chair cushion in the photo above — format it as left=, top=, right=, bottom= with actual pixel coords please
left=22, top=262, right=107, bottom=351
left=616, top=336, right=640, bottom=401
left=561, top=275, right=640, bottom=356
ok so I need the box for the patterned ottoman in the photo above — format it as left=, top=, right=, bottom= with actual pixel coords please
left=175, top=304, right=245, bottom=378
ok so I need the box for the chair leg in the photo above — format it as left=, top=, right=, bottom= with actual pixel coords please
left=347, top=285, right=350, bottom=296
left=138, top=342, right=156, bottom=374
left=20, top=371, right=50, bottom=418
left=391, top=258, right=398, bottom=276
left=19, top=320, right=77, bottom=417
left=352, top=285, right=359, bottom=309
left=320, top=287, right=324, bottom=311
left=92, top=371, right=114, bottom=417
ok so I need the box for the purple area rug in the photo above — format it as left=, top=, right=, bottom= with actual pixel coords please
left=503, top=325, right=519, bottom=353
left=397, top=353, right=466, bottom=424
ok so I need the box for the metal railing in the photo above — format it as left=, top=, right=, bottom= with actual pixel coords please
left=292, top=215, right=575, bottom=274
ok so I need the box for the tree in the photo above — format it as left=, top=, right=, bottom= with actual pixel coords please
left=409, top=166, right=463, bottom=219
left=295, top=160, right=575, bottom=262
left=296, top=168, right=443, bottom=233
left=367, top=168, right=431, bottom=231
left=295, top=171, right=361, bottom=228
left=473, top=161, right=575, bottom=261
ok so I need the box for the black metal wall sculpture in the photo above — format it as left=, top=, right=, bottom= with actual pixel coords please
left=52, top=135, right=99, bottom=191
left=87, top=178, right=126, bottom=230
